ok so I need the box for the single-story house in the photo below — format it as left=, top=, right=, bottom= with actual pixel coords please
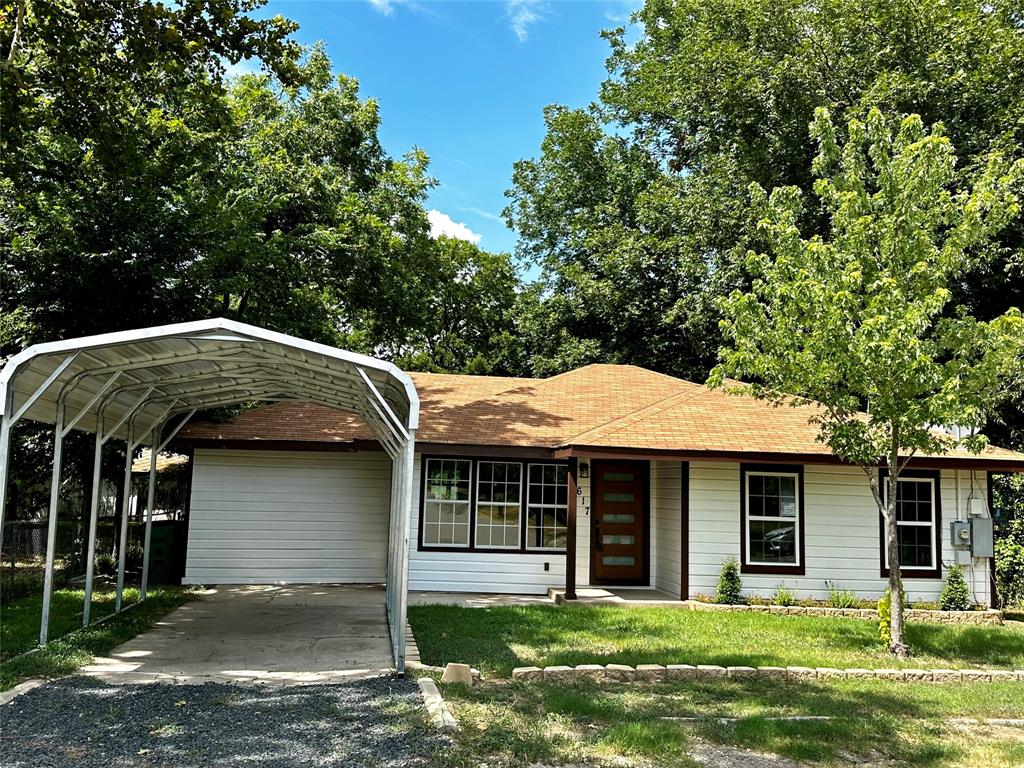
left=172, top=363, right=1024, bottom=605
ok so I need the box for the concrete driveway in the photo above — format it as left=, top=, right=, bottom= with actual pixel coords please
left=80, top=584, right=394, bottom=685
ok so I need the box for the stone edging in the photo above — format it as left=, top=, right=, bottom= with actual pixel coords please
left=687, top=601, right=1003, bottom=625
left=417, top=677, right=460, bottom=732
left=511, top=663, right=1024, bottom=684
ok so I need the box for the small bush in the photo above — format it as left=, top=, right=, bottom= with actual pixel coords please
left=939, top=565, right=972, bottom=611
left=877, top=579, right=909, bottom=643
left=772, top=584, right=796, bottom=606
left=825, top=581, right=858, bottom=609
left=716, top=556, right=743, bottom=604
left=94, top=553, right=116, bottom=577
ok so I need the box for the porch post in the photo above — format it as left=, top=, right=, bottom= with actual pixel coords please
left=82, top=421, right=104, bottom=625
left=39, top=404, right=66, bottom=645
left=565, top=456, right=578, bottom=600
left=0, top=401, right=12, bottom=539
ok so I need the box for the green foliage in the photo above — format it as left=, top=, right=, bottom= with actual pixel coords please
left=878, top=584, right=909, bottom=644
left=94, top=553, right=117, bottom=578
left=825, top=582, right=858, bottom=609
left=939, top=566, right=973, bottom=612
left=772, top=584, right=796, bottom=606
left=508, top=0, right=1024, bottom=396
left=716, top=556, right=743, bottom=604
left=994, top=517, right=1024, bottom=608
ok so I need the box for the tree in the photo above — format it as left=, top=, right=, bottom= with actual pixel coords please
left=398, top=236, right=524, bottom=376
left=509, top=0, right=1024, bottom=405
left=710, top=108, right=1024, bottom=656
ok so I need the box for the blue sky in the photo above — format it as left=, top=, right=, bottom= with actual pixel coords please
left=257, top=0, right=640, bottom=254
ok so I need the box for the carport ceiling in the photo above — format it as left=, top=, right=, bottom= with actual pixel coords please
left=0, top=318, right=419, bottom=449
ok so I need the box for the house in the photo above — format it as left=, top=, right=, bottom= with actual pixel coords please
left=171, top=363, right=1024, bottom=605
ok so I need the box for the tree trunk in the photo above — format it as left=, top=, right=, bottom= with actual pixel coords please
left=885, top=448, right=909, bottom=659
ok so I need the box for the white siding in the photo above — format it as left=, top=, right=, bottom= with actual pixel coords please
left=651, top=460, right=683, bottom=598
left=408, top=455, right=567, bottom=594
left=687, top=461, right=991, bottom=602
left=184, top=449, right=391, bottom=584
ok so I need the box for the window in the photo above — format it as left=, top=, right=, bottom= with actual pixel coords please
left=475, top=462, right=522, bottom=548
left=880, top=471, right=940, bottom=576
left=740, top=464, right=804, bottom=574
left=418, top=457, right=570, bottom=553
left=422, top=459, right=472, bottom=547
left=527, top=464, right=568, bottom=550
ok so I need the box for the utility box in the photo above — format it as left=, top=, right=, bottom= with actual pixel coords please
left=950, top=520, right=971, bottom=551
left=970, top=517, right=994, bottom=558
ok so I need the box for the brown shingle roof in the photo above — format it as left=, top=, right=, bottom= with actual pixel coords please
left=175, top=364, right=1024, bottom=466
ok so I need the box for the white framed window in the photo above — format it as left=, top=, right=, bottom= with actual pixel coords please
left=743, top=470, right=801, bottom=567
left=526, top=463, right=568, bottom=550
left=422, top=458, right=472, bottom=547
left=882, top=476, right=938, bottom=572
left=475, top=461, right=522, bottom=549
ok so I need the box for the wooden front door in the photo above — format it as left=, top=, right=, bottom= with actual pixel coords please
left=591, top=461, right=647, bottom=584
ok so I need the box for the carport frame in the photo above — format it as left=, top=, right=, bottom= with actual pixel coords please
left=0, top=319, right=419, bottom=673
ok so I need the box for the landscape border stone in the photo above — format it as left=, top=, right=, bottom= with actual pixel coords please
left=504, top=662, right=1023, bottom=685
left=686, top=601, right=1002, bottom=625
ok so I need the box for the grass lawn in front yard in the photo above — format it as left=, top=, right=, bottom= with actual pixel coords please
left=0, top=586, right=199, bottom=690
left=437, top=677, right=1024, bottom=767
left=408, top=604, right=1024, bottom=678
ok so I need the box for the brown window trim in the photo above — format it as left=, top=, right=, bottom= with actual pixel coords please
left=878, top=468, right=942, bottom=580
left=417, top=453, right=569, bottom=555
left=739, top=463, right=806, bottom=575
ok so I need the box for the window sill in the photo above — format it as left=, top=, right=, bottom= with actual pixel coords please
left=741, top=563, right=805, bottom=576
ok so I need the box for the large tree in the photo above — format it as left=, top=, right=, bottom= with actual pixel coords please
left=710, top=108, right=1024, bottom=655
left=508, top=0, right=1024, bottom=413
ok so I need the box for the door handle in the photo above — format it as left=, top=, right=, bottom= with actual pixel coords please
left=595, top=525, right=603, bottom=552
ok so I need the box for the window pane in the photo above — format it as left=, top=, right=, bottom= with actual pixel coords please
left=898, top=524, right=933, bottom=568
left=748, top=520, right=796, bottom=563
left=603, top=534, right=635, bottom=545
left=603, top=513, right=635, bottom=523
left=603, top=471, right=634, bottom=482
left=602, top=492, right=635, bottom=502
left=602, top=556, right=635, bottom=566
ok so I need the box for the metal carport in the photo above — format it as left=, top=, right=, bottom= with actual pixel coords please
left=0, top=319, right=418, bottom=672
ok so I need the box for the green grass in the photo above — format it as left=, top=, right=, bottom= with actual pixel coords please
left=408, top=604, right=1024, bottom=678
left=0, top=586, right=198, bottom=690
left=436, top=678, right=1024, bottom=767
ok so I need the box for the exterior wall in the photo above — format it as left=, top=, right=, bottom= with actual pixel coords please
left=407, top=455, right=567, bottom=594
left=650, top=460, right=683, bottom=598
left=184, top=449, right=390, bottom=584
left=688, top=461, right=991, bottom=602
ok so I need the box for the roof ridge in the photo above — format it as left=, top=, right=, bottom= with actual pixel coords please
left=559, top=382, right=706, bottom=447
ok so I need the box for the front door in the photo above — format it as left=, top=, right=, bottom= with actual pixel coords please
left=591, top=461, right=647, bottom=584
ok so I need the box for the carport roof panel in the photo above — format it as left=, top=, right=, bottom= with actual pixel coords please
left=0, top=319, right=419, bottom=441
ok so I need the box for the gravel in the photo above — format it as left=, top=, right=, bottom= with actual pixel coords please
left=1, top=675, right=449, bottom=767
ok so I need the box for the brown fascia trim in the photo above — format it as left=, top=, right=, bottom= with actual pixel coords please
left=553, top=444, right=1024, bottom=472
left=169, top=436, right=1024, bottom=471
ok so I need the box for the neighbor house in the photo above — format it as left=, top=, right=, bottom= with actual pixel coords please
left=171, top=363, right=1024, bottom=605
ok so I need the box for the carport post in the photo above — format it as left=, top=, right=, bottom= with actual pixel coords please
left=114, top=426, right=134, bottom=613
left=39, top=402, right=66, bottom=645
left=139, top=436, right=159, bottom=601
left=0, top=412, right=11, bottom=541
left=82, top=419, right=105, bottom=626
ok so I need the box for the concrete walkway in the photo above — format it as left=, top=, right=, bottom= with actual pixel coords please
left=80, top=584, right=394, bottom=685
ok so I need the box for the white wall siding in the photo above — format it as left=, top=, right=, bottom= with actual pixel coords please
left=651, top=460, right=683, bottom=598
left=408, top=455, right=566, bottom=594
left=185, top=449, right=391, bottom=584
left=687, top=461, right=991, bottom=602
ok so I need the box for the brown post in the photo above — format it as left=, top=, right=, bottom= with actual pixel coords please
left=565, top=456, right=578, bottom=600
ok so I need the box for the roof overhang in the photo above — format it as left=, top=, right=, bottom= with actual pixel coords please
left=0, top=318, right=419, bottom=456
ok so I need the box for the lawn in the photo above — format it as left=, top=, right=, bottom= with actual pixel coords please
left=0, top=586, right=198, bottom=690
left=407, top=604, right=1024, bottom=678
left=436, top=677, right=1024, bottom=767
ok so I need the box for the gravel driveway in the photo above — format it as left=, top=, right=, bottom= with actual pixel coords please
left=1, top=676, right=448, bottom=767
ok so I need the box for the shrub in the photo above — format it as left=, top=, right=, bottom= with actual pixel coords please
left=877, top=579, right=909, bottom=643
left=716, top=556, right=743, bottom=604
left=772, top=584, right=796, bottom=606
left=825, top=581, right=858, bottom=609
left=94, top=553, right=117, bottom=577
left=995, top=517, right=1024, bottom=608
left=939, top=564, right=973, bottom=611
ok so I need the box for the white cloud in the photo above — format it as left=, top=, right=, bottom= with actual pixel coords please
left=427, top=210, right=482, bottom=244
left=223, top=57, right=261, bottom=79
left=368, top=0, right=394, bottom=15
left=506, top=0, right=547, bottom=42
